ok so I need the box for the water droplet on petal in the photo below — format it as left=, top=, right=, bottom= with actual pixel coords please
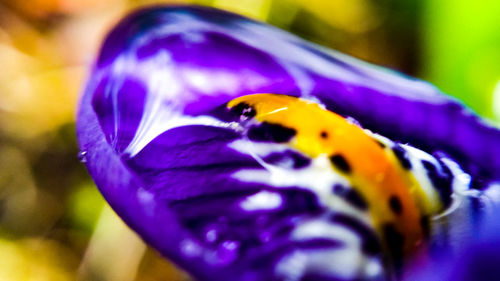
left=205, top=229, right=218, bottom=243
left=78, top=151, right=87, bottom=163
left=221, top=240, right=240, bottom=251
left=180, top=239, right=202, bottom=257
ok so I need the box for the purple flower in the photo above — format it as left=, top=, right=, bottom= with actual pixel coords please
left=77, top=5, right=500, bottom=281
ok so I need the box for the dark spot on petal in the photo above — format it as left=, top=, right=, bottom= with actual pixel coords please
left=383, top=224, right=404, bottom=266
left=263, top=150, right=311, bottom=169
left=281, top=188, right=323, bottom=214
left=421, top=160, right=436, bottom=172
left=296, top=238, right=343, bottom=250
left=329, top=154, right=351, bottom=173
left=329, top=213, right=381, bottom=255
left=374, top=139, right=386, bottom=148
left=389, top=195, right=403, bottom=215
left=422, top=159, right=453, bottom=209
left=332, top=184, right=368, bottom=211
left=230, top=102, right=256, bottom=120
left=320, top=131, right=328, bottom=139
left=392, top=144, right=412, bottom=170
left=420, top=215, right=430, bottom=237
left=248, top=122, right=296, bottom=143
left=470, top=178, right=487, bottom=190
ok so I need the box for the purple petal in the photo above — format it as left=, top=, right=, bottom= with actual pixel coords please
left=403, top=200, right=500, bottom=281
left=77, top=5, right=500, bottom=281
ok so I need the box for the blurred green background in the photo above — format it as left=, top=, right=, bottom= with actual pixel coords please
left=0, top=0, right=498, bottom=280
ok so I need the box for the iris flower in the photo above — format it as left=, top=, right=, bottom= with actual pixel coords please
left=77, top=6, right=500, bottom=281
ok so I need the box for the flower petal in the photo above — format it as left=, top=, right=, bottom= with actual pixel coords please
left=77, top=5, right=500, bottom=281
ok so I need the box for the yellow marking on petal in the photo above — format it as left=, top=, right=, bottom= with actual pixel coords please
left=369, top=134, right=443, bottom=216
left=228, top=94, right=424, bottom=253
left=397, top=162, right=442, bottom=216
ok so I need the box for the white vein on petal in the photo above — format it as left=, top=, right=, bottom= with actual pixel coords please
left=99, top=11, right=454, bottom=156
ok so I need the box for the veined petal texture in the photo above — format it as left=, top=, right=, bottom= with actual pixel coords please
left=77, top=5, right=500, bottom=281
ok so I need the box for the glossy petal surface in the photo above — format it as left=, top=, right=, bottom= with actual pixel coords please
left=77, top=5, right=500, bottom=281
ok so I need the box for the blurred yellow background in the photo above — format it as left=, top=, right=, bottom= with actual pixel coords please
left=0, top=0, right=499, bottom=280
